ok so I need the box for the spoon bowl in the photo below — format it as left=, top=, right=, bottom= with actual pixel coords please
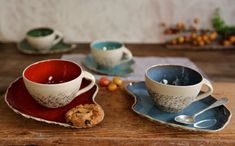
left=175, top=115, right=195, bottom=124
left=175, top=97, right=228, bottom=125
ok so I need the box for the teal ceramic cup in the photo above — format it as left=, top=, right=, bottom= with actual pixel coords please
left=90, top=41, right=133, bottom=68
left=145, top=64, right=213, bottom=113
left=26, top=27, right=63, bottom=50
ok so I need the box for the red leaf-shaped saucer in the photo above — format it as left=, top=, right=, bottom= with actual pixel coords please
left=4, top=77, right=103, bottom=128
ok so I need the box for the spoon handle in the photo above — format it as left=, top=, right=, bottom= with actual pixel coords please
left=193, top=97, right=228, bottom=118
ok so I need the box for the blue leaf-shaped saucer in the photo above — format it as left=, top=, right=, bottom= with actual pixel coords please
left=126, top=81, right=232, bottom=132
left=82, top=55, right=135, bottom=77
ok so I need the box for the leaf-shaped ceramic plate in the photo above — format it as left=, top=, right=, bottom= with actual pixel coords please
left=5, top=77, right=104, bottom=128
left=126, top=81, right=232, bottom=132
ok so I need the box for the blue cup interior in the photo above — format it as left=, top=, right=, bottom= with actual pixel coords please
left=146, top=65, right=202, bottom=86
left=91, top=41, right=122, bottom=50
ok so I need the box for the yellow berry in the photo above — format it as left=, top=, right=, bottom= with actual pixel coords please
left=108, top=83, right=117, bottom=91
left=177, top=36, right=184, bottom=44
left=112, top=77, right=122, bottom=86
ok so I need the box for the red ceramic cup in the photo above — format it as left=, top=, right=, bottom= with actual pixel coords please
left=23, top=59, right=96, bottom=108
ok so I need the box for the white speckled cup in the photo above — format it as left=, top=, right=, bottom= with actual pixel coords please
left=26, top=27, right=63, bottom=50
left=145, top=64, right=213, bottom=113
left=90, top=41, right=133, bottom=68
left=23, top=59, right=95, bottom=108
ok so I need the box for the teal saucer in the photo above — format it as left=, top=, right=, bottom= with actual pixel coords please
left=17, top=39, right=76, bottom=55
left=82, top=55, right=135, bottom=77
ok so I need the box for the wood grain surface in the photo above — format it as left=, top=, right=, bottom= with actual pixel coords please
left=0, top=43, right=235, bottom=145
left=0, top=82, right=235, bottom=145
left=0, top=43, right=235, bottom=95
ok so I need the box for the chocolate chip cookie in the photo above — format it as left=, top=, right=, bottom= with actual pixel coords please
left=65, top=104, right=104, bottom=128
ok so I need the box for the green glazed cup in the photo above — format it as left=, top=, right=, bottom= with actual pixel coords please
left=26, top=27, right=63, bottom=50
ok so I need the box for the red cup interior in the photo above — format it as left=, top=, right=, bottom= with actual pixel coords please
left=23, top=60, right=81, bottom=84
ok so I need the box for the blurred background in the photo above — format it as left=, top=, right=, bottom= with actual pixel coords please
left=0, top=0, right=235, bottom=43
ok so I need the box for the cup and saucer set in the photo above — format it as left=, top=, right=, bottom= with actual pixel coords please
left=82, top=41, right=135, bottom=77
left=5, top=59, right=103, bottom=128
left=125, top=65, right=231, bottom=132
left=17, top=27, right=76, bottom=54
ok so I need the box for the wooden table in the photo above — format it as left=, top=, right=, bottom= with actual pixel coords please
left=0, top=43, right=235, bottom=145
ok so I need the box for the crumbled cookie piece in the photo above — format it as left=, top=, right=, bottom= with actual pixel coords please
left=65, top=104, right=104, bottom=128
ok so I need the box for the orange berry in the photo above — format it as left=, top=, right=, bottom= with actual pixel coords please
left=108, top=83, right=117, bottom=91
left=196, top=36, right=202, bottom=42
left=99, top=77, right=110, bottom=87
left=191, top=33, right=197, bottom=39
left=198, top=41, right=205, bottom=46
left=223, top=40, right=231, bottom=46
left=229, top=36, right=235, bottom=43
left=202, top=35, right=209, bottom=42
left=209, top=32, right=217, bottom=40
left=177, top=36, right=185, bottom=44
left=112, top=77, right=122, bottom=86
left=171, top=39, right=177, bottom=45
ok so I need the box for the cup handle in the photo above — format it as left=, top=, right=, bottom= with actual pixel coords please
left=52, top=31, right=63, bottom=45
left=119, top=47, right=133, bottom=64
left=194, top=78, right=213, bottom=101
left=75, top=71, right=96, bottom=96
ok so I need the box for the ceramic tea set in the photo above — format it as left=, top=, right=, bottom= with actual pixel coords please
left=17, top=27, right=76, bottom=54
left=5, top=27, right=231, bottom=131
left=82, top=41, right=135, bottom=77
left=126, top=65, right=231, bottom=132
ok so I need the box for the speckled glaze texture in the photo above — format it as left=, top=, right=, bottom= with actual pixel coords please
left=32, top=88, right=79, bottom=108
left=145, top=64, right=213, bottom=113
left=148, top=89, right=194, bottom=113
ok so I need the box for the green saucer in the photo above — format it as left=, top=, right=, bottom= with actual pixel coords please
left=17, top=39, right=76, bottom=55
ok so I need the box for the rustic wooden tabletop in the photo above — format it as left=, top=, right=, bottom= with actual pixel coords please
left=0, top=43, right=235, bottom=145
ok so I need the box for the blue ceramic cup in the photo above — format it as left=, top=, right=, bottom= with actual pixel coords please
left=145, top=64, right=213, bottom=113
left=90, top=41, right=133, bottom=68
